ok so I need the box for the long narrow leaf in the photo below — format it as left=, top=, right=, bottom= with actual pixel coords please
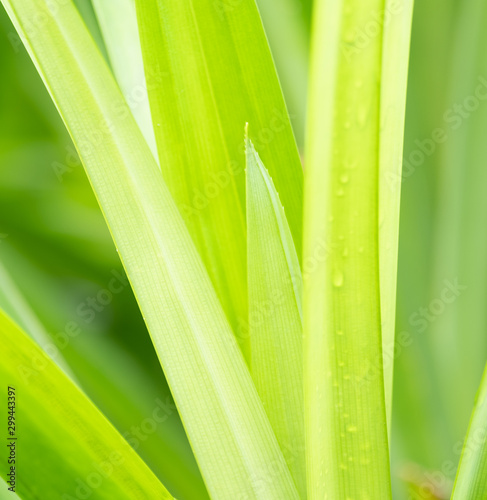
left=303, top=0, right=411, bottom=496
left=378, top=0, right=414, bottom=431
left=0, top=308, right=172, bottom=499
left=451, top=365, right=487, bottom=499
left=66, top=335, right=209, bottom=500
left=1, top=1, right=299, bottom=497
left=91, top=0, right=157, bottom=157
left=135, top=0, right=304, bottom=360
left=246, top=133, right=305, bottom=496
left=0, top=244, right=208, bottom=499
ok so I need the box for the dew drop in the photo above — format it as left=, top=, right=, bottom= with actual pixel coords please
left=336, top=187, right=345, bottom=197
left=333, top=269, right=344, bottom=287
left=340, top=174, right=349, bottom=184
left=347, top=425, right=358, bottom=433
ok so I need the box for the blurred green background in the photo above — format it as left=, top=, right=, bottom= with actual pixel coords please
left=0, top=1, right=485, bottom=499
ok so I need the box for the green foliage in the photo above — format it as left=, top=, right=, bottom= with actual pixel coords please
left=246, top=134, right=305, bottom=496
left=0, top=308, right=173, bottom=499
left=303, top=0, right=415, bottom=496
left=2, top=0, right=487, bottom=499
left=135, top=0, right=303, bottom=361
left=1, top=1, right=298, bottom=498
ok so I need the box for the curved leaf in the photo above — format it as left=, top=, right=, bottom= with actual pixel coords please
left=0, top=1, right=299, bottom=497
left=0, top=308, right=172, bottom=499
left=135, top=0, right=304, bottom=360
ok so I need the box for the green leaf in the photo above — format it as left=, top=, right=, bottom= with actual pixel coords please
left=1, top=476, right=22, bottom=499
left=135, top=0, right=304, bottom=360
left=65, top=335, right=210, bottom=500
left=0, top=307, right=173, bottom=499
left=0, top=244, right=208, bottom=499
left=1, top=1, right=299, bottom=497
left=91, top=0, right=157, bottom=157
left=452, top=365, right=487, bottom=499
left=378, top=0, right=414, bottom=431
left=303, top=0, right=411, bottom=496
left=72, top=0, right=109, bottom=64
left=246, top=132, right=305, bottom=497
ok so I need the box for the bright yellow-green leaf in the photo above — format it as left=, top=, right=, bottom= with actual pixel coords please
left=378, top=0, right=414, bottom=431
left=91, top=0, right=157, bottom=157
left=0, top=308, right=173, bottom=500
left=246, top=133, right=305, bottom=497
left=0, top=242, right=207, bottom=499
left=1, top=1, right=299, bottom=497
left=303, top=0, right=411, bottom=496
left=135, top=0, right=304, bottom=360
left=452, top=365, right=487, bottom=499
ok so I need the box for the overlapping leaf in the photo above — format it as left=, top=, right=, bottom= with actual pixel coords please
left=246, top=135, right=305, bottom=496
left=91, top=0, right=157, bottom=157
left=135, top=0, right=304, bottom=360
left=1, top=1, right=299, bottom=497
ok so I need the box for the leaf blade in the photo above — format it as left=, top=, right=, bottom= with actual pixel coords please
left=303, top=0, right=411, bottom=496
left=246, top=134, right=305, bottom=496
left=135, top=0, right=304, bottom=360
left=1, top=1, right=299, bottom=497
left=91, top=0, right=157, bottom=157
left=378, top=0, right=414, bottom=431
left=0, top=308, right=173, bottom=500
